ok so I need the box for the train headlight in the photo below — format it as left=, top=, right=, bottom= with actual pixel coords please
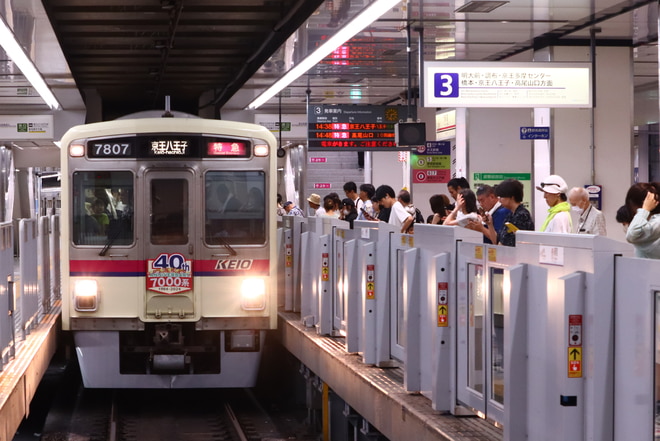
left=69, top=143, right=85, bottom=157
left=253, top=144, right=269, bottom=157
left=240, top=278, right=266, bottom=310
left=73, top=279, right=98, bottom=311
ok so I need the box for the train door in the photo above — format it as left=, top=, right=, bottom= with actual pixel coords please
left=143, top=169, right=197, bottom=320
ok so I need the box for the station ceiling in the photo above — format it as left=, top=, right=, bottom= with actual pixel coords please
left=1, top=0, right=659, bottom=119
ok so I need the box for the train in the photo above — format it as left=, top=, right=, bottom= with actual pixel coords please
left=59, top=114, right=278, bottom=388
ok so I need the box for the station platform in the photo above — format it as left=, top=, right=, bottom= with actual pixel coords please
left=277, top=310, right=503, bottom=441
left=0, top=303, right=59, bottom=441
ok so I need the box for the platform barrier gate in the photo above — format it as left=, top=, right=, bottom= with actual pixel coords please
left=0, top=222, right=13, bottom=367
left=399, top=224, right=481, bottom=410
left=456, top=242, right=519, bottom=424
left=614, top=256, right=660, bottom=440
left=279, top=219, right=644, bottom=441
left=18, top=219, right=39, bottom=339
left=512, top=232, right=631, bottom=441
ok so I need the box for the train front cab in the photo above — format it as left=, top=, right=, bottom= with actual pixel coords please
left=61, top=121, right=277, bottom=388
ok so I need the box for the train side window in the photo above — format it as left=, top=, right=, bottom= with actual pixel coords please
left=72, top=171, right=134, bottom=246
left=205, top=171, right=266, bottom=245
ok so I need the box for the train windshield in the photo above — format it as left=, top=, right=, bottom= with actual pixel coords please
left=205, top=171, right=266, bottom=245
left=71, top=171, right=134, bottom=246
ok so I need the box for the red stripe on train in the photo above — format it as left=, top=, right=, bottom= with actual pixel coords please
left=70, top=259, right=270, bottom=276
left=70, top=260, right=145, bottom=273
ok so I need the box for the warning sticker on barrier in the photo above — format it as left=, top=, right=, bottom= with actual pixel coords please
left=437, top=282, right=448, bottom=327
left=366, top=264, right=375, bottom=299
left=568, top=314, right=582, bottom=346
left=285, top=243, right=293, bottom=267
left=475, top=246, right=483, bottom=259
left=321, top=252, right=329, bottom=281
left=568, top=347, right=582, bottom=378
left=438, top=305, right=448, bottom=326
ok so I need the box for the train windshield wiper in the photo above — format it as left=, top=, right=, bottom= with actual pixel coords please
left=99, top=220, right=125, bottom=256
left=216, top=235, right=237, bottom=256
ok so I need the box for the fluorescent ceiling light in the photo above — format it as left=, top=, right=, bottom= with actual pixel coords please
left=0, top=16, right=61, bottom=110
left=247, top=0, right=401, bottom=110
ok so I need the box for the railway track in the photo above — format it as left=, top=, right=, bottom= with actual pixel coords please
left=40, top=384, right=313, bottom=441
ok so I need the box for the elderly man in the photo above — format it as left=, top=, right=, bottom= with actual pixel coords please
left=568, top=187, right=607, bottom=235
left=306, top=193, right=322, bottom=216
left=283, top=201, right=305, bottom=217
left=471, top=184, right=511, bottom=243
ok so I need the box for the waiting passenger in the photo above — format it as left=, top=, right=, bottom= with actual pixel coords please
left=428, top=194, right=451, bottom=224
left=374, top=185, right=413, bottom=233
left=320, top=195, right=339, bottom=218
left=624, top=182, right=660, bottom=259
left=327, top=192, right=342, bottom=215
left=340, top=198, right=358, bottom=228
left=486, top=179, right=534, bottom=246
left=443, top=189, right=480, bottom=228
left=356, top=183, right=376, bottom=221
left=568, top=187, right=606, bottom=235
left=363, top=196, right=381, bottom=222
left=276, top=193, right=287, bottom=216
left=343, top=181, right=361, bottom=211
left=536, top=175, right=571, bottom=233
left=306, top=193, right=322, bottom=216
left=283, top=201, right=305, bottom=217
left=616, top=205, right=632, bottom=231
left=473, top=185, right=511, bottom=243
left=447, top=177, right=470, bottom=202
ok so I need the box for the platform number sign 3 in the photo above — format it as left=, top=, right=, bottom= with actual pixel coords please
left=434, top=73, right=460, bottom=98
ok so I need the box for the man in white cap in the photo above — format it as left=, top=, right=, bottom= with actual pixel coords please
left=536, top=174, right=571, bottom=233
left=307, top=193, right=324, bottom=216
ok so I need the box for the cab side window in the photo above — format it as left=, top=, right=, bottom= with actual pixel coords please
left=72, top=171, right=134, bottom=246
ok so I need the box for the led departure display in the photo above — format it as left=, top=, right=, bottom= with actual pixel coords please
left=308, top=105, right=416, bottom=151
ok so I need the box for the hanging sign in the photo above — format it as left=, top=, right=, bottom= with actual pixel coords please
left=424, top=62, right=591, bottom=108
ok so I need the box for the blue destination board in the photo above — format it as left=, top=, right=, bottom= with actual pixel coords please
left=520, top=126, right=550, bottom=140
left=415, top=141, right=451, bottom=155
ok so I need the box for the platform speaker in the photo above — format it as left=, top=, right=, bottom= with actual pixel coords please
left=395, top=122, right=426, bottom=146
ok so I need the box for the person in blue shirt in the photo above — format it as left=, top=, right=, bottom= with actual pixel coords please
left=483, top=179, right=535, bottom=246
left=283, top=201, right=305, bottom=217
left=469, top=184, right=511, bottom=243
